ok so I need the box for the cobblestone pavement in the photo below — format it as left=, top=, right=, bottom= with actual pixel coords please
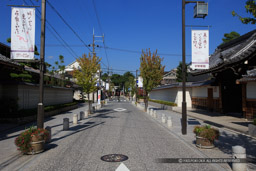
left=137, top=101, right=256, bottom=171
left=0, top=98, right=222, bottom=171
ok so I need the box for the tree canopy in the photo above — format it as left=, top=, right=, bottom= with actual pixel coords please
left=140, top=49, right=165, bottom=110
left=74, top=53, right=101, bottom=96
left=222, top=31, right=240, bottom=44
left=232, top=0, right=256, bottom=24
left=101, top=73, right=109, bottom=82
left=111, top=74, right=124, bottom=87
left=123, top=72, right=135, bottom=94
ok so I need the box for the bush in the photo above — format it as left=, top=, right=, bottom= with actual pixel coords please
left=15, top=126, right=49, bottom=153
left=149, top=99, right=177, bottom=107
left=1, top=102, right=78, bottom=118
left=137, top=95, right=145, bottom=99
left=44, top=102, right=78, bottom=112
left=193, top=125, right=219, bottom=142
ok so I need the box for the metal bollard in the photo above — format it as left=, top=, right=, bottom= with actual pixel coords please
left=73, top=114, right=78, bottom=125
left=232, top=146, right=247, bottom=171
left=63, top=118, right=69, bottom=130
left=162, top=114, right=166, bottom=123
left=92, top=106, right=96, bottom=113
left=84, top=111, right=89, bottom=118
left=80, top=111, right=84, bottom=120
left=45, top=126, right=51, bottom=143
left=167, top=116, right=172, bottom=128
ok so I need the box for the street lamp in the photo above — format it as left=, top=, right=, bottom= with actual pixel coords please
left=182, top=0, right=208, bottom=135
left=194, top=2, right=208, bottom=18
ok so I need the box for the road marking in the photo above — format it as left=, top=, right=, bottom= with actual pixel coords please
left=114, top=108, right=127, bottom=112
left=116, top=163, right=130, bottom=171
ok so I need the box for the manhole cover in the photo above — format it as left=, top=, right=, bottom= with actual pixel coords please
left=101, top=154, right=128, bottom=162
left=114, top=108, right=127, bottom=112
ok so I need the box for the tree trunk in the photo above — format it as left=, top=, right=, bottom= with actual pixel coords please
left=144, top=92, right=148, bottom=112
left=88, top=93, right=91, bottom=114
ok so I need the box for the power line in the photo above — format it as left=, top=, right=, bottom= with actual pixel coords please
left=24, top=0, right=107, bottom=69
left=46, top=0, right=92, bottom=52
left=39, top=44, right=189, bottom=57
left=104, top=47, right=191, bottom=57
left=91, top=0, right=110, bottom=67
left=26, top=0, right=79, bottom=59
left=101, top=67, right=136, bottom=73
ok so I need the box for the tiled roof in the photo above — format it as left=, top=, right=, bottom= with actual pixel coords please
left=152, top=80, right=213, bottom=90
left=0, top=53, right=21, bottom=66
left=244, top=69, right=256, bottom=77
left=192, top=29, right=256, bottom=75
left=237, top=69, right=256, bottom=83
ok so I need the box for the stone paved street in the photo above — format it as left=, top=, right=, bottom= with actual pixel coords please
left=0, top=98, right=223, bottom=171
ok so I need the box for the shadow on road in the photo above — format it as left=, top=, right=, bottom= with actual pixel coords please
left=215, top=131, right=256, bottom=169
left=44, top=143, right=58, bottom=152
left=50, top=121, right=105, bottom=143
left=0, top=116, right=58, bottom=141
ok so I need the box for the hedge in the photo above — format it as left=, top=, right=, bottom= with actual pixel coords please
left=149, top=99, right=177, bottom=107
left=1, top=102, right=78, bottom=118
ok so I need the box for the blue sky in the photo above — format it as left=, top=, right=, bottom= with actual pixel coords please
left=0, top=0, right=255, bottom=75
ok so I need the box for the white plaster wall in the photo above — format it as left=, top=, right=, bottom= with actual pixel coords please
left=17, top=85, right=73, bottom=109
left=94, top=92, right=97, bottom=102
left=192, top=86, right=219, bottom=98
left=149, top=87, right=192, bottom=108
left=177, top=88, right=192, bottom=108
left=192, top=87, right=208, bottom=97
left=213, top=86, right=219, bottom=98
left=247, top=82, right=256, bottom=99
left=89, top=92, right=93, bottom=101
left=149, top=88, right=178, bottom=103
left=44, top=87, right=73, bottom=106
left=86, top=92, right=97, bottom=102
left=73, top=90, right=82, bottom=100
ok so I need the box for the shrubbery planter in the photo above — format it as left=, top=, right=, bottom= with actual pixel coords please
left=196, top=136, right=215, bottom=149
left=27, top=135, right=45, bottom=155
left=15, top=127, right=49, bottom=155
left=193, top=125, right=219, bottom=149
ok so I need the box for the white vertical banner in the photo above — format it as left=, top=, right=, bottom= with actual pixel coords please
left=191, top=30, right=209, bottom=69
left=106, top=83, right=109, bottom=90
left=138, top=76, right=143, bottom=88
left=11, top=8, right=35, bottom=60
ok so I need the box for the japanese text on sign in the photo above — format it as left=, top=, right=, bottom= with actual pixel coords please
left=11, top=8, right=35, bottom=60
left=191, top=30, right=209, bottom=70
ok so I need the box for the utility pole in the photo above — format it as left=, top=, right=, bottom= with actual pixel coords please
left=98, top=70, right=102, bottom=105
left=92, top=29, right=95, bottom=103
left=92, top=28, right=95, bottom=56
left=107, top=67, right=110, bottom=98
left=89, top=29, right=103, bottom=103
left=136, top=70, right=138, bottom=105
left=37, top=0, right=46, bottom=129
